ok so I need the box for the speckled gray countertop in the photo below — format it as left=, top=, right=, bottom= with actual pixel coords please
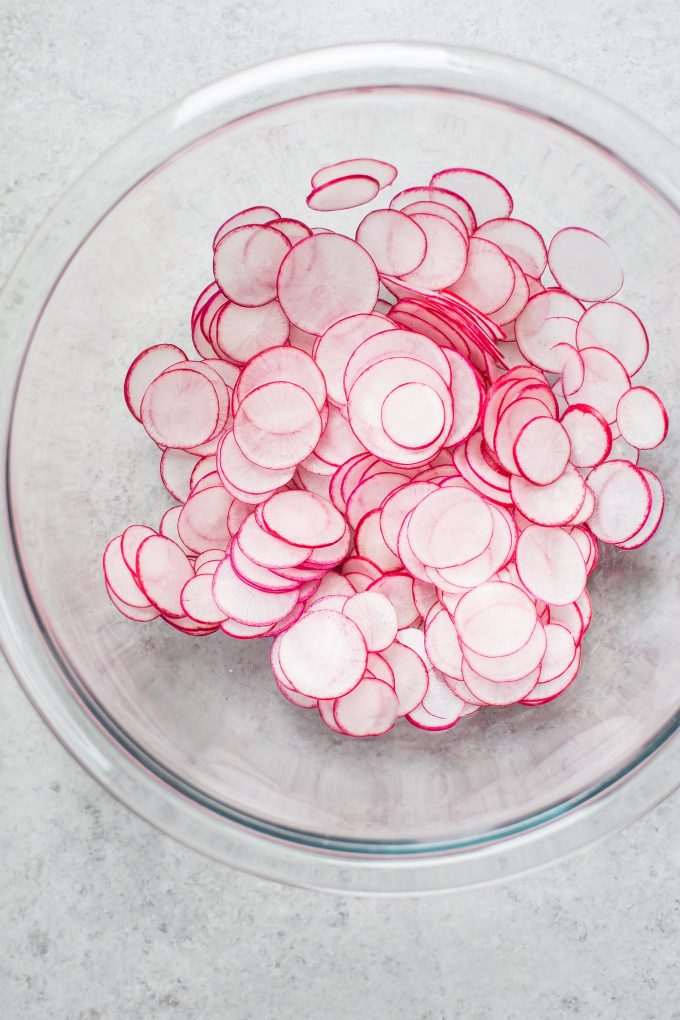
left=2, top=2, right=680, bottom=1017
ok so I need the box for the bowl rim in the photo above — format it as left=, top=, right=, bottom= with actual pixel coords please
left=1, top=41, right=679, bottom=894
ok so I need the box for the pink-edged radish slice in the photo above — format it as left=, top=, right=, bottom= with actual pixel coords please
left=341, top=555, right=382, bottom=582
left=616, top=386, right=668, bottom=450
left=212, top=558, right=299, bottom=626
left=560, top=404, right=612, bottom=468
left=333, top=677, right=399, bottom=737
left=553, top=342, right=585, bottom=397
left=449, top=238, right=514, bottom=315
left=222, top=616, right=277, bottom=639
left=390, top=186, right=476, bottom=233
left=233, top=381, right=323, bottom=469
left=261, top=489, right=346, bottom=548
left=443, top=676, right=486, bottom=708
left=213, top=299, right=289, bottom=364
left=548, top=602, right=584, bottom=645
left=342, top=590, right=398, bottom=652
left=266, top=218, right=313, bottom=245
left=366, top=572, right=419, bottom=628
left=217, top=429, right=293, bottom=498
left=180, top=573, right=228, bottom=624
left=576, top=301, right=649, bottom=376
left=237, top=513, right=310, bottom=568
left=277, top=233, right=380, bottom=335
left=195, top=548, right=224, bottom=569
left=461, top=621, right=547, bottom=682
left=230, top=541, right=301, bottom=593
left=355, top=509, right=402, bottom=573
left=235, top=345, right=327, bottom=413
left=191, top=281, right=220, bottom=326
left=366, top=652, right=396, bottom=688
left=160, top=448, right=198, bottom=503
left=121, top=525, right=157, bottom=577
left=317, top=697, right=344, bottom=732
left=135, top=535, right=195, bottom=618
left=314, top=312, right=393, bottom=406
left=488, top=256, right=530, bottom=326
left=276, top=678, right=318, bottom=709
left=463, top=664, right=540, bottom=706
left=398, top=213, right=468, bottom=290
left=474, top=218, right=547, bottom=277
left=513, top=417, right=571, bottom=486
left=380, top=639, right=429, bottom=716
left=345, top=472, right=409, bottom=530
left=494, top=397, right=553, bottom=474
left=405, top=665, right=467, bottom=731
left=213, top=206, right=279, bottom=248
left=106, top=583, right=160, bottom=622
left=124, top=344, right=187, bottom=421
left=355, top=209, right=427, bottom=277
left=306, top=174, right=380, bottom=212
left=521, top=646, right=581, bottom=705
left=430, top=168, right=513, bottom=223
left=587, top=460, right=653, bottom=544
left=141, top=369, right=221, bottom=450
left=424, top=606, right=464, bottom=679
left=548, top=227, right=623, bottom=302
left=305, top=571, right=355, bottom=604
left=379, top=481, right=440, bottom=555
left=510, top=464, right=586, bottom=527
left=307, top=594, right=350, bottom=614
left=214, top=223, right=291, bottom=307
left=515, top=525, right=587, bottom=606
left=566, top=346, right=631, bottom=424
left=190, top=455, right=218, bottom=490
left=441, top=348, right=484, bottom=447
left=539, top=623, right=577, bottom=683
left=381, top=382, right=447, bottom=450
left=407, top=487, right=494, bottom=568
left=515, top=291, right=584, bottom=370
left=277, top=609, right=367, bottom=698
left=103, top=535, right=153, bottom=609
left=616, top=468, right=664, bottom=549
left=343, top=327, right=451, bottom=394
left=159, top=505, right=194, bottom=555
left=311, top=158, right=397, bottom=190
left=177, top=486, right=232, bottom=553
left=433, top=504, right=516, bottom=589
left=400, top=200, right=470, bottom=238
left=453, top=581, right=538, bottom=658
left=314, top=405, right=367, bottom=467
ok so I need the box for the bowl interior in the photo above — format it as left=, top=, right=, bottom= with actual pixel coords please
left=10, top=84, right=680, bottom=847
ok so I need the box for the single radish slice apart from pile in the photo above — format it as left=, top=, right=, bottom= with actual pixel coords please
left=106, top=155, right=668, bottom=738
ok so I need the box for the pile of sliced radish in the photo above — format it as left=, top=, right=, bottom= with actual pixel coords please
left=105, top=157, right=668, bottom=738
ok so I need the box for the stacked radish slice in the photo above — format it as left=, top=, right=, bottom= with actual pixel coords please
left=104, top=157, right=668, bottom=738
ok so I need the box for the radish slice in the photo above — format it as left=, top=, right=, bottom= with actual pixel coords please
left=104, top=535, right=153, bottom=609
left=450, top=238, right=514, bottom=314
left=515, top=291, right=584, bottom=370
left=463, top=664, right=539, bottom=706
left=430, top=168, right=513, bottom=223
left=576, top=301, right=648, bottom=376
left=354, top=509, right=402, bottom=572
left=366, top=573, right=419, bottom=628
left=587, top=460, right=652, bottom=544
left=616, top=468, right=665, bottom=549
left=407, top=487, right=494, bottom=568
left=277, top=679, right=318, bottom=709
left=424, top=606, right=464, bottom=679
left=461, top=621, right=546, bottom=682
left=181, top=573, right=228, bottom=624
left=141, top=368, right=220, bottom=450
left=262, top=490, right=346, bottom=548
left=380, top=639, right=429, bottom=716
left=539, top=623, right=577, bottom=682
left=212, top=558, right=298, bottom=626
left=566, top=347, right=631, bottom=423
left=233, top=381, right=322, bottom=469
left=344, top=327, right=451, bottom=394
left=333, top=677, right=399, bottom=737
left=307, top=174, right=380, bottom=212
left=560, top=405, right=612, bottom=468
left=217, top=429, right=294, bottom=498
left=355, top=209, right=427, bottom=276
left=135, top=535, right=195, bottom=618
left=398, top=214, right=468, bottom=290
left=342, top=590, right=398, bottom=652
left=214, top=224, right=291, bottom=307
left=213, top=299, right=289, bottom=364
left=277, top=233, right=380, bottom=335
left=213, top=206, right=280, bottom=247
left=400, top=201, right=470, bottom=238
left=177, top=486, right=232, bottom=553
left=510, top=464, right=586, bottom=527
left=405, top=656, right=467, bottom=731
left=235, top=346, right=326, bottom=413
left=237, top=514, right=310, bottom=568
left=390, top=186, right=476, bottom=233
left=314, top=312, right=393, bottom=406
left=124, top=344, right=187, bottom=421
left=379, top=482, right=439, bottom=554
left=474, top=218, right=547, bottom=277
left=121, top=525, right=157, bottom=578
left=345, top=472, right=408, bottom=530
left=277, top=609, right=367, bottom=698
left=311, top=158, right=397, bottom=190
left=106, top=583, right=160, bottom=622
left=488, top=256, right=530, bottom=326
left=381, top=383, right=446, bottom=449
left=513, top=417, right=571, bottom=486
left=454, top=581, right=538, bottom=658
left=616, top=386, right=668, bottom=450
left=515, top=525, right=587, bottom=606
left=548, top=227, right=623, bottom=302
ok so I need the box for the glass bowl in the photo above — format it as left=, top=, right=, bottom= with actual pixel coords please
left=1, top=43, right=679, bottom=895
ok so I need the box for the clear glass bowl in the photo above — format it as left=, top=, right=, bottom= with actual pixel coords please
left=1, top=43, right=679, bottom=894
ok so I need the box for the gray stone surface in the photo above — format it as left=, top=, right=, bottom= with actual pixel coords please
left=1, top=1, right=679, bottom=1017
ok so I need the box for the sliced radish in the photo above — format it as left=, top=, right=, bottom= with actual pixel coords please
left=212, top=558, right=298, bottom=626
left=277, top=609, right=367, bottom=698
left=616, top=386, right=668, bottom=450
left=566, top=347, right=630, bottom=424
left=213, top=299, right=289, bottom=364
left=233, top=381, right=322, bottom=470
left=213, top=206, right=279, bottom=248
left=217, top=429, right=293, bottom=498
left=135, top=535, right=195, bottom=618
left=560, top=404, right=612, bottom=468
left=141, top=368, right=221, bottom=450
left=398, top=213, right=468, bottom=290
left=548, top=227, right=623, bottom=302
left=366, top=572, right=419, bottom=628
left=333, top=677, right=399, bottom=737
left=307, top=174, right=380, bottom=212
left=449, top=238, right=514, bottom=315
left=124, top=344, right=187, bottom=421
left=177, top=486, right=232, bottom=553
left=311, top=158, right=397, bottom=190
left=616, top=469, right=664, bottom=549
left=454, top=581, right=538, bottom=658
left=510, top=464, right=586, bottom=527
left=576, top=301, right=648, bottom=376
left=214, top=224, right=291, bottom=307
left=513, top=417, right=571, bottom=486
left=390, top=186, right=476, bottom=233
left=355, top=209, right=427, bottom=276
left=474, top=218, right=547, bottom=277
left=407, top=486, right=494, bottom=568
left=430, top=168, right=513, bottom=223
left=342, top=590, right=398, bottom=652
left=515, top=525, right=587, bottom=606
left=463, top=664, right=539, bottom=706
left=262, top=489, right=346, bottom=548
left=181, top=573, right=228, bottom=624
left=587, top=460, right=652, bottom=544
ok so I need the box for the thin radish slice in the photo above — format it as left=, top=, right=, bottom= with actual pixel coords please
left=276, top=680, right=318, bottom=710
left=355, top=209, right=427, bottom=276
left=306, top=572, right=355, bottom=604
left=233, top=381, right=322, bottom=469
left=539, top=623, right=577, bottom=682
left=121, top=525, right=157, bottom=578
left=616, top=469, right=665, bottom=549
left=213, top=206, right=279, bottom=248
left=566, top=347, right=631, bottom=423
left=214, top=224, right=291, bottom=307
left=616, top=387, right=668, bottom=450
left=515, top=525, right=587, bottom=606
left=381, top=383, right=446, bottom=450
left=317, top=698, right=344, bottom=732
left=141, top=368, right=220, bottom=449
left=405, top=664, right=467, bottom=731
left=213, top=299, right=289, bottom=364
left=190, top=455, right=218, bottom=490
left=463, top=664, right=539, bottom=706
left=576, top=301, right=649, bottom=376
left=381, top=639, right=429, bottom=716
left=277, top=609, right=367, bottom=698
left=341, top=556, right=382, bottom=583
left=433, top=504, right=516, bottom=588
left=307, top=174, right=380, bottom=212
left=366, top=573, right=419, bottom=628
left=430, top=168, right=513, bottom=223
left=398, top=214, right=468, bottom=290
left=103, top=535, right=153, bottom=609
left=513, top=417, right=571, bottom=486
left=235, top=346, right=327, bottom=413
left=553, top=342, right=585, bottom=397
left=510, top=464, right=586, bottom=527
left=407, top=487, right=494, bottom=568
left=266, top=218, right=313, bottom=245
left=307, top=594, right=349, bottom=614
left=342, top=591, right=398, bottom=652
left=333, top=677, right=399, bottom=737
left=442, top=349, right=483, bottom=447
left=461, top=621, right=546, bottom=682
left=158, top=505, right=194, bottom=556
left=474, top=218, right=547, bottom=277
left=159, top=448, right=198, bottom=503
left=217, top=429, right=294, bottom=497
left=261, top=490, right=346, bottom=548
left=449, top=238, right=514, bottom=315
left=587, top=460, right=652, bottom=544
left=344, top=328, right=451, bottom=395
left=222, top=617, right=276, bottom=639
left=315, top=405, right=367, bottom=467
left=277, top=233, right=380, bottom=335
left=515, top=291, right=584, bottom=370
left=314, top=313, right=393, bottom=406
left=443, top=676, right=486, bottom=707
left=548, top=602, right=584, bottom=645
left=181, top=573, right=228, bottom=624
left=124, top=344, right=187, bottom=421
left=177, top=486, right=232, bottom=553
left=425, top=607, right=464, bottom=679
left=548, top=227, right=623, bottom=302
left=560, top=405, right=612, bottom=468
left=522, top=647, right=582, bottom=705
left=494, top=397, right=552, bottom=474
left=135, top=535, right=195, bottom=618
left=230, top=541, right=301, bottom=593
left=454, top=581, right=538, bottom=658
left=390, top=186, right=476, bottom=233
left=237, top=514, right=310, bottom=568
left=488, top=256, right=530, bottom=326
left=355, top=509, right=402, bottom=573
left=191, top=281, right=220, bottom=326
left=346, top=472, right=409, bottom=530
left=311, top=158, right=397, bottom=190
left=212, top=558, right=298, bottom=626
left=400, top=201, right=470, bottom=238
left=379, top=481, right=440, bottom=554
left=106, top=583, right=160, bottom=622
left=195, top=548, right=224, bottom=569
